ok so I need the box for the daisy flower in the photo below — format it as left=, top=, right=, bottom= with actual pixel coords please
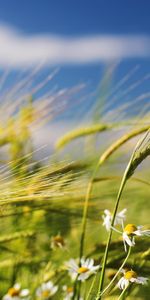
left=62, top=286, right=74, bottom=300
left=2, top=283, right=30, bottom=300
left=123, top=224, right=150, bottom=251
left=36, top=281, right=58, bottom=299
left=118, top=269, right=148, bottom=290
left=102, top=208, right=127, bottom=231
left=62, top=286, right=83, bottom=300
left=112, top=223, right=150, bottom=251
left=62, top=285, right=83, bottom=300
left=50, top=234, right=66, bottom=249
left=66, top=257, right=100, bottom=282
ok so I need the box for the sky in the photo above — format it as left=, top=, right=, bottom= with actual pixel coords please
left=0, top=0, right=149, bottom=152
left=0, top=0, right=149, bottom=35
left=0, top=0, right=149, bottom=87
left=0, top=1, right=149, bottom=121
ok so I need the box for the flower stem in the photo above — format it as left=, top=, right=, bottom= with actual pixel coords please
left=118, top=285, right=128, bottom=300
left=86, top=273, right=98, bottom=300
left=96, top=149, right=136, bottom=300
left=100, top=246, right=131, bottom=297
left=80, top=127, right=149, bottom=300
left=72, top=275, right=78, bottom=300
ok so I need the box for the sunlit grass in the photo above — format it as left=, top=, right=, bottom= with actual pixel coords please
left=0, top=67, right=149, bottom=299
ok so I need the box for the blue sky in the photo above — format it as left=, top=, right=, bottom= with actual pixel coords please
left=0, top=0, right=149, bottom=102
left=0, top=0, right=149, bottom=35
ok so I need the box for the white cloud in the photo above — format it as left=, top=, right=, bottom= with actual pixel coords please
left=0, top=24, right=149, bottom=68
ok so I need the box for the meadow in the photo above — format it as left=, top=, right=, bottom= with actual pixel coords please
left=0, top=68, right=149, bottom=300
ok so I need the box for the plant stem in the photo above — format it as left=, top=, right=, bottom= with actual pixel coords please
left=79, top=164, right=99, bottom=260
left=100, top=246, right=131, bottom=297
left=72, top=275, right=78, bottom=300
left=80, top=128, right=150, bottom=262
left=78, top=164, right=99, bottom=299
left=118, top=286, right=128, bottom=300
left=86, top=273, right=98, bottom=300
left=80, top=127, right=149, bottom=300
left=95, top=150, right=136, bottom=300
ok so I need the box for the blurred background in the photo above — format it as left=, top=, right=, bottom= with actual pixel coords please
left=0, top=0, right=149, bottom=80
left=0, top=1, right=149, bottom=299
left=0, top=0, right=150, bottom=131
left=0, top=0, right=149, bottom=153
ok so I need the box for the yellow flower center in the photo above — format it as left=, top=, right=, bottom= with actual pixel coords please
left=78, top=266, right=89, bottom=274
left=53, top=235, right=65, bottom=247
left=42, top=290, right=50, bottom=298
left=67, top=287, right=73, bottom=293
left=124, top=270, right=137, bottom=280
left=8, top=287, right=20, bottom=296
left=124, top=224, right=137, bottom=235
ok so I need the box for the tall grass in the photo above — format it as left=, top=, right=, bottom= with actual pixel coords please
left=0, top=68, right=149, bottom=299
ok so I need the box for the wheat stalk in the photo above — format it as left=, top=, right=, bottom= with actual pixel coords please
left=99, top=125, right=150, bottom=165
left=56, top=123, right=113, bottom=149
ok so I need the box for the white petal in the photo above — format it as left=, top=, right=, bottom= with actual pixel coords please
left=50, top=285, right=58, bottom=295
left=81, top=257, right=86, bottom=265
left=137, top=225, right=143, bottom=230
left=3, top=297, right=20, bottom=300
left=123, top=233, right=135, bottom=247
left=41, top=283, right=47, bottom=291
left=46, top=281, right=53, bottom=290
left=86, top=259, right=94, bottom=268
left=36, top=287, right=41, bottom=297
left=2, top=296, right=13, bottom=300
left=83, top=258, right=90, bottom=267
left=119, top=278, right=129, bottom=290
left=64, top=294, right=73, bottom=300
left=122, top=278, right=129, bottom=289
left=66, top=259, right=78, bottom=272
left=69, top=270, right=77, bottom=281
left=116, top=209, right=127, bottom=221
left=20, top=289, right=30, bottom=297
left=78, top=272, right=89, bottom=281
left=14, top=283, right=21, bottom=291
left=134, top=230, right=143, bottom=236
left=141, top=230, right=150, bottom=236
left=130, top=277, right=137, bottom=283
left=136, top=277, right=148, bottom=285
left=103, top=216, right=112, bottom=231
left=117, top=277, right=128, bottom=290
left=91, top=265, right=99, bottom=272
left=118, top=208, right=127, bottom=217
left=104, top=209, right=111, bottom=216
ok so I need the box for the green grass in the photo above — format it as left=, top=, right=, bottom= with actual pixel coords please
left=0, top=71, right=149, bottom=300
